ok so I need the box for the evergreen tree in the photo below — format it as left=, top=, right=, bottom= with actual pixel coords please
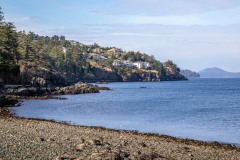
left=0, top=22, right=18, bottom=65
left=18, top=32, right=36, bottom=61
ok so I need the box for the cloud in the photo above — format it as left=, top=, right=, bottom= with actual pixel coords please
left=107, top=0, right=240, bottom=16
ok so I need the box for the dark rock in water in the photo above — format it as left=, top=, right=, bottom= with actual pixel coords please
left=53, top=82, right=99, bottom=95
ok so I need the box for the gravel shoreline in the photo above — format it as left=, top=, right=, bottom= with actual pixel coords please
left=0, top=108, right=240, bottom=160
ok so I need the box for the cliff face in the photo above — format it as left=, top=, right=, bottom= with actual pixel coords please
left=121, top=72, right=161, bottom=82
left=0, top=65, right=20, bottom=86
left=2, top=60, right=186, bottom=88
left=83, top=68, right=123, bottom=82
left=19, top=61, right=66, bottom=87
left=160, top=73, right=188, bottom=81
left=74, top=64, right=187, bottom=83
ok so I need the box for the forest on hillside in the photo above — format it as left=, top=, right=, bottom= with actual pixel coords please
left=0, top=7, right=186, bottom=87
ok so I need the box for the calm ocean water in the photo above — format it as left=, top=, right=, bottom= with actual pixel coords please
left=11, top=78, right=240, bottom=145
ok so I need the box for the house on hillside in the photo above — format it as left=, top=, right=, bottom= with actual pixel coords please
left=112, top=59, right=123, bottom=66
left=88, top=53, right=107, bottom=61
left=133, top=62, right=143, bottom=69
left=123, top=60, right=134, bottom=67
left=143, top=62, right=150, bottom=68
left=133, top=62, right=150, bottom=69
left=69, top=40, right=83, bottom=46
left=112, top=60, right=135, bottom=67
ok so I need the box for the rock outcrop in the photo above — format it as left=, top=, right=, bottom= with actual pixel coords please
left=83, top=68, right=123, bottom=82
left=160, top=73, right=188, bottom=81
left=0, top=65, right=20, bottom=85
left=0, top=95, right=19, bottom=107
left=19, top=61, right=66, bottom=87
left=53, top=82, right=99, bottom=95
left=2, top=82, right=101, bottom=99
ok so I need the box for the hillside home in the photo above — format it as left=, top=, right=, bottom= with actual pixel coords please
left=112, top=59, right=123, bottom=66
left=123, top=60, right=134, bottom=67
left=69, top=40, right=83, bottom=46
left=133, top=62, right=150, bottom=69
left=88, top=53, right=107, bottom=61
left=143, top=62, right=150, bottom=68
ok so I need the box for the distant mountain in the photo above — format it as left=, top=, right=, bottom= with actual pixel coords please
left=199, top=67, right=240, bottom=78
left=180, top=69, right=200, bottom=78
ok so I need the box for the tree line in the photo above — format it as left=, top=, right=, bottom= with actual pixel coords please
left=0, top=6, right=181, bottom=85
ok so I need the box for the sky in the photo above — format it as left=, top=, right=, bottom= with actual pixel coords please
left=1, top=0, right=240, bottom=72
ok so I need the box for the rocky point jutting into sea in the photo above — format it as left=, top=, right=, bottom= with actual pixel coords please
left=0, top=82, right=102, bottom=107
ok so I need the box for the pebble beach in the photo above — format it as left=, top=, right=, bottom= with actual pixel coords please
left=0, top=108, right=240, bottom=160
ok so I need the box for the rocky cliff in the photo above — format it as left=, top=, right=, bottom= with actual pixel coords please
left=160, top=73, right=188, bottom=81
left=83, top=67, right=123, bottom=82
left=19, top=61, right=66, bottom=87
left=0, top=65, right=20, bottom=86
left=2, top=60, right=187, bottom=88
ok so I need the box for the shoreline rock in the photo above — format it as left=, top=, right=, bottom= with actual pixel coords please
left=52, top=82, right=100, bottom=95
left=1, top=82, right=109, bottom=101
left=0, top=95, right=19, bottom=108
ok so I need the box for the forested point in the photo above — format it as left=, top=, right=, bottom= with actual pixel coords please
left=0, top=7, right=186, bottom=87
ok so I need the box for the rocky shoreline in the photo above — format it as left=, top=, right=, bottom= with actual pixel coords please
left=0, top=82, right=104, bottom=108
left=1, top=82, right=240, bottom=159
left=0, top=108, right=239, bottom=160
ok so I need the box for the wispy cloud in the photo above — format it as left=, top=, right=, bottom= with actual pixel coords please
left=102, top=0, right=240, bottom=16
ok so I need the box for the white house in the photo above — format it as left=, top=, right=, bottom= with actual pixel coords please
left=112, top=60, right=135, bottom=67
left=112, top=60, right=123, bottom=66
left=133, top=62, right=143, bottom=69
left=123, top=60, right=134, bottom=67
left=133, top=62, right=150, bottom=69
left=143, top=62, right=150, bottom=68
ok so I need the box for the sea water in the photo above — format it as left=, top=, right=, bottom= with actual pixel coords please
left=11, top=78, right=240, bottom=145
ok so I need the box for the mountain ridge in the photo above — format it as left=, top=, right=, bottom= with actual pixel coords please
left=199, top=67, right=240, bottom=78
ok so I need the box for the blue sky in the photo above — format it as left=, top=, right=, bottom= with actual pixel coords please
left=1, top=0, right=240, bottom=72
